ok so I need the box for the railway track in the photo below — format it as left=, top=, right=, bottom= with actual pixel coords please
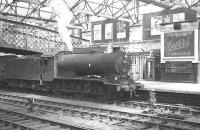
left=0, top=106, right=89, bottom=130
left=122, top=100, right=200, bottom=116
left=0, top=92, right=200, bottom=129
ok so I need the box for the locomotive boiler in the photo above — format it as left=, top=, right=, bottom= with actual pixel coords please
left=2, top=49, right=142, bottom=100
left=56, top=51, right=130, bottom=82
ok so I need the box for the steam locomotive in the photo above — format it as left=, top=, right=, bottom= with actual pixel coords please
left=0, top=48, right=142, bottom=100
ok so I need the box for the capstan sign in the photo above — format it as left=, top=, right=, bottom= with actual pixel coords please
left=164, top=31, right=194, bottom=57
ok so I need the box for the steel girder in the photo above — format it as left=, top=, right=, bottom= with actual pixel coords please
left=140, top=0, right=200, bottom=14
left=0, top=0, right=56, bottom=25
left=68, top=0, right=141, bottom=25
left=171, top=0, right=200, bottom=14
left=0, top=18, right=90, bottom=54
left=1, top=0, right=200, bottom=27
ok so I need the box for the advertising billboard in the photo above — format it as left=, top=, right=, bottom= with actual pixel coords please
left=164, top=31, right=194, bottom=57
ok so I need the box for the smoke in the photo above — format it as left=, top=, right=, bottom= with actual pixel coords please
left=46, top=0, right=73, bottom=52
left=106, top=42, right=113, bottom=53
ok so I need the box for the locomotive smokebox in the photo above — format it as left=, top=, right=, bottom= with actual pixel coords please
left=56, top=51, right=131, bottom=78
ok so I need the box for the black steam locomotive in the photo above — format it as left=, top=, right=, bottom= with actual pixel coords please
left=0, top=48, right=142, bottom=100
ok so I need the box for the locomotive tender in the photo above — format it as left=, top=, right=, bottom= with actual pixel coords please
left=1, top=48, right=142, bottom=100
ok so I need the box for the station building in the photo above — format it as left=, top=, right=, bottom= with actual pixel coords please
left=82, top=7, right=200, bottom=84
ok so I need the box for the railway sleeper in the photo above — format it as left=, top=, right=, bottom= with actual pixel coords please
left=1, top=94, right=200, bottom=130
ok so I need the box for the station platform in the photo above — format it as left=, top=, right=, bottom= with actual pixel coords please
left=138, top=80, right=200, bottom=94
left=135, top=80, right=200, bottom=107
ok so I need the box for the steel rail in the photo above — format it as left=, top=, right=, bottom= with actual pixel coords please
left=0, top=93, right=199, bottom=129
left=0, top=107, right=91, bottom=130
left=122, top=100, right=200, bottom=115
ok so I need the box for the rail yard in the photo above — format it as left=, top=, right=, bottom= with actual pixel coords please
left=1, top=0, right=200, bottom=129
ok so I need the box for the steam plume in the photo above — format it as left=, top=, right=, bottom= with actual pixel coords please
left=106, top=42, right=113, bottom=53
left=46, top=0, right=73, bottom=52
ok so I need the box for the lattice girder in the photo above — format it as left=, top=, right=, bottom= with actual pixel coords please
left=0, top=18, right=89, bottom=54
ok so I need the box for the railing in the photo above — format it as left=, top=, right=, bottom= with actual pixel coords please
left=0, top=18, right=90, bottom=54
left=130, top=54, right=147, bottom=80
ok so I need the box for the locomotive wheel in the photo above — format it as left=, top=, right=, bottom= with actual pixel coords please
left=51, top=79, right=121, bottom=101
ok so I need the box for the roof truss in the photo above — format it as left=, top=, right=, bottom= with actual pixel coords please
left=1, top=0, right=200, bottom=30
left=0, top=0, right=56, bottom=25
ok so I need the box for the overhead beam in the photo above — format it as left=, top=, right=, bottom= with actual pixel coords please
left=171, top=1, right=200, bottom=14
left=20, top=0, right=48, bottom=22
left=14, top=0, right=41, bottom=5
left=73, top=9, right=132, bottom=23
left=0, top=0, right=55, bottom=24
left=0, top=18, right=57, bottom=33
left=0, top=12, right=56, bottom=23
left=139, top=0, right=172, bottom=9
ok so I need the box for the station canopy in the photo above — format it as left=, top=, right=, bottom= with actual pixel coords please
left=0, top=0, right=200, bottom=30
